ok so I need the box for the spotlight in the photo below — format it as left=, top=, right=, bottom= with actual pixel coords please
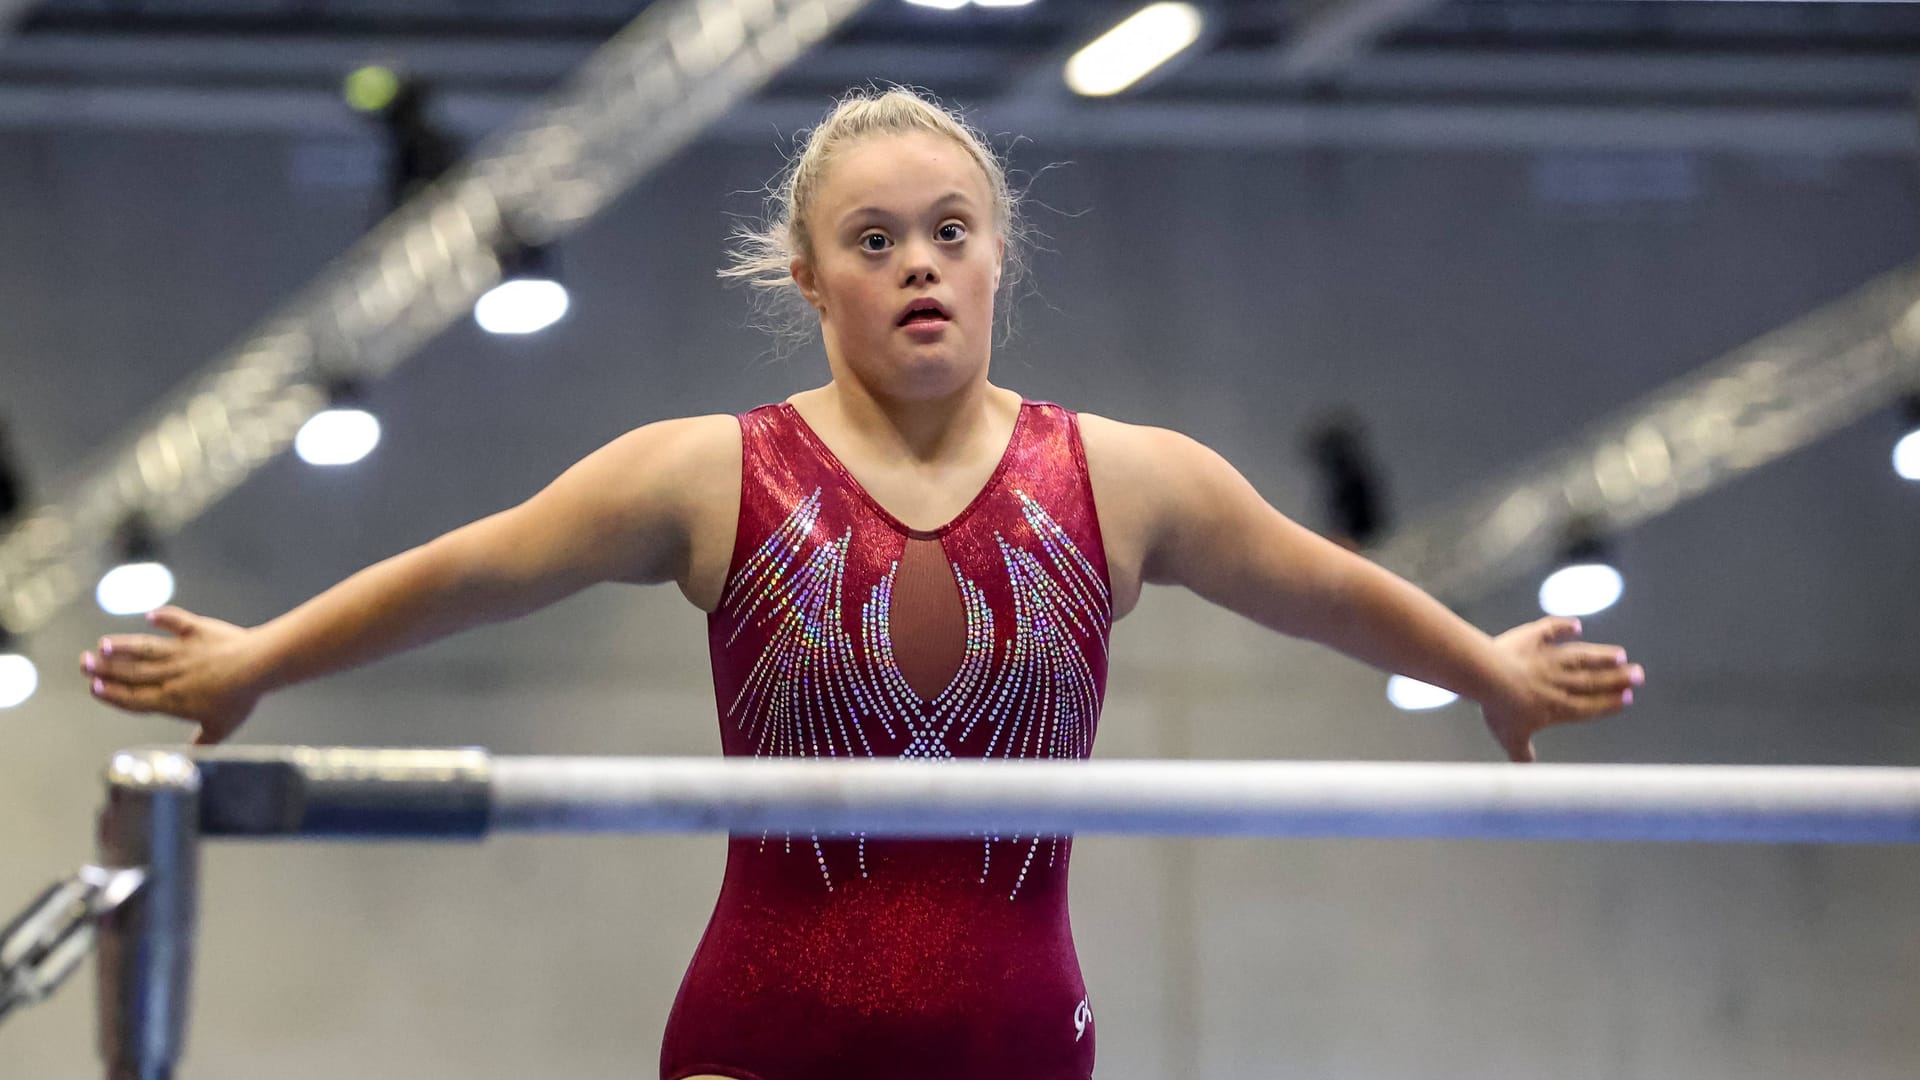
left=1538, top=530, right=1623, bottom=619
left=1386, top=674, right=1458, bottom=712
left=0, top=626, right=36, bottom=710
left=1065, top=3, right=1205, bottom=97
left=96, top=516, right=175, bottom=618
left=0, top=415, right=22, bottom=526
left=1303, top=411, right=1389, bottom=549
left=902, top=0, right=968, bottom=8
left=1893, top=394, right=1920, bottom=482
left=356, top=74, right=461, bottom=210
left=295, top=378, right=381, bottom=467
left=475, top=241, right=569, bottom=336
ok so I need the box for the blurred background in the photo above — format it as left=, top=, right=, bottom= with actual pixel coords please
left=2, top=1, right=1918, bottom=1077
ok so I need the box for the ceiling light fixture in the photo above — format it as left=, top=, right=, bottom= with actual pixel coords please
left=1065, top=3, right=1205, bottom=98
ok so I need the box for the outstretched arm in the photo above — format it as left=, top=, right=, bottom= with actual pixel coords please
left=1079, top=414, right=1642, bottom=762
left=80, top=414, right=740, bottom=744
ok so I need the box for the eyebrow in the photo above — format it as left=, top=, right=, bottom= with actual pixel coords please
left=837, top=191, right=977, bottom=229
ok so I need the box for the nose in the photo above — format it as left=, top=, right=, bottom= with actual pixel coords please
left=901, top=239, right=940, bottom=288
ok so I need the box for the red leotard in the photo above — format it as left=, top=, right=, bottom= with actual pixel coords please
left=659, top=400, right=1112, bottom=1080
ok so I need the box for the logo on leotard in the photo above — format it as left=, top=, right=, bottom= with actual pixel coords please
left=1073, top=996, right=1093, bottom=1042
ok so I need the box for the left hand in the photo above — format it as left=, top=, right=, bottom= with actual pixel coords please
left=1479, top=616, right=1643, bottom=763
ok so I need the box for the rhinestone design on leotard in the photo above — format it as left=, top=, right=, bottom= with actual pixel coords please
left=717, top=485, right=1109, bottom=897
left=723, top=489, right=891, bottom=760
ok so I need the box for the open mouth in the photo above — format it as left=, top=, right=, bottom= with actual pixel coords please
left=897, top=301, right=951, bottom=326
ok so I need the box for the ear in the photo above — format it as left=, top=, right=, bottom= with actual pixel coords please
left=994, top=234, right=1006, bottom=289
left=790, top=255, right=823, bottom=313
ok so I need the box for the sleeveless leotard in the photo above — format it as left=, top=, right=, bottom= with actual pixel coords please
left=659, top=400, right=1112, bottom=1080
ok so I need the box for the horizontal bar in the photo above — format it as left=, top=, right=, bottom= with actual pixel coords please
left=172, top=749, right=1920, bottom=844
left=487, top=757, right=1920, bottom=844
left=190, top=746, right=490, bottom=839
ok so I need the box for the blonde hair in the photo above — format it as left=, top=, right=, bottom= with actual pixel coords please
left=721, top=86, right=1030, bottom=351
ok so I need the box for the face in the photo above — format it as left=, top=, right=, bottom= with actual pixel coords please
left=791, top=130, right=1003, bottom=401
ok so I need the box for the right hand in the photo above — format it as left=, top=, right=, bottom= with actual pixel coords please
left=81, top=606, right=265, bottom=745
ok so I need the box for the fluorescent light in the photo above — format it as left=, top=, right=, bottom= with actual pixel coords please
left=902, top=0, right=968, bottom=9
left=475, top=278, right=570, bottom=336
left=0, top=653, right=36, bottom=709
left=972, top=0, right=1039, bottom=6
left=295, top=407, right=381, bottom=466
left=1065, top=3, right=1204, bottom=97
left=1539, top=563, right=1624, bottom=618
left=1387, top=675, right=1459, bottom=712
left=97, top=562, right=176, bottom=617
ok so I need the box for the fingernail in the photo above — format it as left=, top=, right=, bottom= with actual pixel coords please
left=1572, top=619, right=1583, bottom=634
left=91, top=678, right=105, bottom=695
left=1630, top=665, right=1645, bottom=686
left=82, top=653, right=96, bottom=672
left=1616, top=649, right=1628, bottom=665
left=100, top=640, right=113, bottom=656
left=1622, top=688, right=1634, bottom=706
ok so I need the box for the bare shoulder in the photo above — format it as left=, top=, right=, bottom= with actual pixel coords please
left=606, top=414, right=741, bottom=609
left=1075, top=412, right=1259, bottom=607
left=1075, top=412, right=1222, bottom=504
left=523, top=413, right=741, bottom=600
left=558, top=413, right=737, bottom=510
left=595, top=413, right=740, bottom=479
left=1073, top=412, right=1205, bottom=619
left=1076, top=412, right=1205, bottom=464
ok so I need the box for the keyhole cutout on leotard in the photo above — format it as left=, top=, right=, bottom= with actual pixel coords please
left=888, top=536, right=967, bottom=703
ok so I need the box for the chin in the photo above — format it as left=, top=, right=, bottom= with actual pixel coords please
left=873, top=352, right=981, bottom=400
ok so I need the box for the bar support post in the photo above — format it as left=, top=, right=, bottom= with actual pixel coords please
left=94, top=750, right=201, bottom=1080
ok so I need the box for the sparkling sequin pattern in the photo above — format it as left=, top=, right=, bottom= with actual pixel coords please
left=662, top=401, right=1110, bottom=1080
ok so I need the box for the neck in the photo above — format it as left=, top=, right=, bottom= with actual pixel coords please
left=815, top=375, right=1007, bottom=464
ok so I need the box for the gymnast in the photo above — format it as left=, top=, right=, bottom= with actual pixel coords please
left=79, top=88, right=1643, bottom=1080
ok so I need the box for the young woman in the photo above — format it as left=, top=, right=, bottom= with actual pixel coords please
left=80, top=89, right=1643, bottom=1080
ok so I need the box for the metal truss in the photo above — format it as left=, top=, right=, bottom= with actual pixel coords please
left=0, top=0, right=872, bottom=635
left=1371, top=262, right=1920, bottom=604
left=1278, top=0, right=1449, bottom=80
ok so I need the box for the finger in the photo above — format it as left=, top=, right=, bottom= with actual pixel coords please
left=90, top=676, right=161, bottom=714
left=1558, top=665, right=1641, bottom=697
left=1504, top=735, right=1537, bottom=764
left=83, top=653, right=176, bottom=686
left=1539, top=616, right=1583, bottom=644
left=1574, top=662, right=1646, bottom=697
left=146, top=606, right=196, bottom=637
left=1558, top=644, right=1630, bottom=670
left=98, top=633, right=178, bottom=661
left=1552, top=686, right=1635, bottom=724
left=191, top=716, right=239, bottom=746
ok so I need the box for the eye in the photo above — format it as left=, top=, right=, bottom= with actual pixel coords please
left=937, top=221, right=967, bottom=242
left=859, top=231, right=891, bottom=252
